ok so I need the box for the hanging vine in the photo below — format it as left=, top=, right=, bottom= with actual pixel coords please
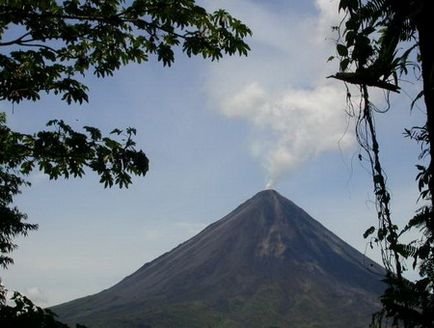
left=330, top=0, right=434, bottom=327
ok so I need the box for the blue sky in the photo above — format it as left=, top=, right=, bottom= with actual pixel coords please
left=1, top=0, right=424, bottom=306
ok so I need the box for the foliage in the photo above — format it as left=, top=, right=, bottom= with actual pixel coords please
left=0, top=0, right=250, bottom=269
left=0, top=113, right=148, bottom=268
left=0, top=0, right=251, bottom=104
left=0, top=1, right=250, bottom=326
left=0, top=285, right=87, bottom=328
left=330, top=0, right=434, bottom=327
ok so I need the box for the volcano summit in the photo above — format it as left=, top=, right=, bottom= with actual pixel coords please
left=53, top=190, right=384, bottom=328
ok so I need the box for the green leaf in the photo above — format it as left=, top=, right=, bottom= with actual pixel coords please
left=363, top=226, right=376, bottom=239
left=411, top=90, right=424, bottom=110
left=340, top=58, right=350, bottom=71
left=336, top=44, right=348, bottom=57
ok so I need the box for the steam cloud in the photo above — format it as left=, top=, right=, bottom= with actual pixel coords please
left=26, top=287, right=48, bottom=305
left=221, top=83, right=352, bottom=188
left=207, top=0, right=352, bottom=188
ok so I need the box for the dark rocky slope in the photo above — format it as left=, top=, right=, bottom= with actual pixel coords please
left=52, top=190, right=384, bottom=328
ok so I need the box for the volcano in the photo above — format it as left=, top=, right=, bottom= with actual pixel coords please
left=52, top=190, right=384, bottom=328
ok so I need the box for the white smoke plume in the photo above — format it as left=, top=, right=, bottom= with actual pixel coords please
left=222, top=83, right=352, bottom=188
left=26, top=287, right=48, bottom=305
left=207, top=0, right=352, bottom=188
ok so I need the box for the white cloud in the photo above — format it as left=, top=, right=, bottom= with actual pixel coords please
left=314, top=0, right=341, bottom=40
left=222, top=82, right=352, bottom=188
left=206, top=0, right=353, bottom=187
left=26, top=287, right=48, bottom=305
left=1, top=283, right=46, bottom=306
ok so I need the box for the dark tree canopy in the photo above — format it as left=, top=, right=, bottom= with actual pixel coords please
left=0, top=0, right=251, bottom=104
left=0, top=0, right=250, bottom=269
left=331, top=0, right=433, bottom=327
left=0, top=1, right=250, bottom=327
left=0, top=114, right=149, bottom=268
left=0, top=288, right=86, bottom=328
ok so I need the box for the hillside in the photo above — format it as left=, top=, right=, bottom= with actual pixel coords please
left=52, top=190, right=384, bottom=328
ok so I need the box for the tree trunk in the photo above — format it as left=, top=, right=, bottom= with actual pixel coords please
left=416, top=2, right=434, bottom=228
left=415, top=8, right=434, bottom=323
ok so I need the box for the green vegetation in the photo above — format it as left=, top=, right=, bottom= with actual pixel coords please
left=5, top=0, right=433, bottom=327
left=0, top=288, right=86, bottom=327
left=0, top=0, right=250, bottom=326
left=331, top=0, right=434, bottom=327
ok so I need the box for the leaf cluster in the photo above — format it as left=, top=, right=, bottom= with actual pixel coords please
left=330, top=0, right=422, bottom=92
left=0, top=0, right=251, bottom=104
left=333, top=1, right=434, bottom=327
left=0, top=287, right=86, bottom=328
left=0, top=114, right=148, bottom=268
left=0, top=1, right=251, bottom=324
left=0, top=0, right=251, bottom=271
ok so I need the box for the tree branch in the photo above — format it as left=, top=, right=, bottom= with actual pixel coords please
left=0, top=32, right=31, bottom=46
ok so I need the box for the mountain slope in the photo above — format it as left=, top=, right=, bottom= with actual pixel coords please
left=52, top=190, right=384, bottom=328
